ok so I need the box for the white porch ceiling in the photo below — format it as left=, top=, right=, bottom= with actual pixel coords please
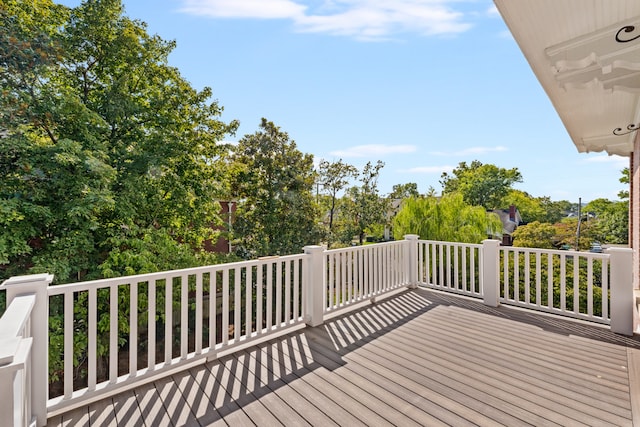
left=493, top=0, right=640, bottom=157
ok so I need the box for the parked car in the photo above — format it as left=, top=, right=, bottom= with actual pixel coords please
left=589, top=242, right=603, bottom=253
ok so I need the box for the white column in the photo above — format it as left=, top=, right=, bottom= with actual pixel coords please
left=482, top=239, right=501, bottom=307
left=2, top=273, right=53, bottom=427
left=608, top=247, right=634, bottom=336
left=303, top=246, right=325, bottom=327
left=404, top=234, right=419, bottom=288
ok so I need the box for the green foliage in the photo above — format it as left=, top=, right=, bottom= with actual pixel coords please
left=512, top=221, right=556, bottom=249
left=619, top=167, right=629, bottom=200
left=389, top=182, right=419, bottom=200
left=500, top=190, right=545, bottom=223
left=230, top=118, right=321, bottom=257
left=393, top=193, right=503, bottom=243
left=537, top=198, right=573, bottom=224
left=440, top=160, right=522, bottom=210
left=342, top=160, right=389, bottom=245
left=0, top=0, right=237, bottom=283
left=317, top=158, right=358, bottom=248
left=590, top=201, right=628, bottom=244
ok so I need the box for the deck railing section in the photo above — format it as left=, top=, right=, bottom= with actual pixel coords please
left=0, top=294, right=35, bottom=427
left=417, top=240, right=483, bottom=298
left=324, top=240, right=409, bottom=314
left=0, top=274, right=52, bottom=427
left=44, top=253, right=307, bottom=415
left=0, top=237, right=634, bottom=426
left=498, top=246, right=611, bottom=324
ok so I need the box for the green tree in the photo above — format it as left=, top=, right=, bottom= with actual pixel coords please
left=317, top=159, right=358, bottom=248
left=538, top=198, right=572, bottom=224
left=500, top=190, right=545, bottom=223
left=440, top=161, right=523, bottom=210
left=619, top=167, right=630, bottom=200
left=587, top=200, right=629, bottom=244
left=230, top=118, right=320, bottom=257
left=0, top=0, right=238, bottom=282
left=342, top=160, right=389, bottom=245
left=393, top=193, right=503, bottom=243
left=512, top=221, right=557, bottom=249
left=1, top=0, right=239, bottom=389
left=389, top=182, right=420, bottom=200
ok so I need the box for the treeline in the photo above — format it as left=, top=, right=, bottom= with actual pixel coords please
left=0, top=0, right=627, bottom=287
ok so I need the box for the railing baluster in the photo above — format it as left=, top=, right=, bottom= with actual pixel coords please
left=130, top=281, right=138, bottom=376
left=266, top=264, right=272, bottom=330
left=165, top=279, right=173, bottom=363
left=196, top=273, right=203, bottom=354
left=462, top=246, right=467, bottom=292
left=148, top=280, right=156, bottom=370
left=88, top=287, right=97, bottom=391
left=587, top=257, right=593, bottom=317
left=210, top=270, right=218, bottom=347
left=276, top=261, right=283, bottom=327
left=246, top=266, right=253, bottom=335
left=110, top=285, right=118, bottom=382
left=535, top=252, right=541, bottom=307
left=181, top=275, right=188, bottom=358
left=285, top=260, right=291, bottom=323
left=256, top=265, right=263, bottom=333
left=64, top=291, right=73, bottom=398
left=293, top=259, right=300, bottom=320
left=560, top=254, right=566, bottom=311
left=602, top=258, right=609, bottom=320
left=547, top=253, right=554, bottom=309
left=573, top=256, right=580, bottom=314
left=222, top=269, right=229, bottom=345
left=234, top=267, right=241, bottom=341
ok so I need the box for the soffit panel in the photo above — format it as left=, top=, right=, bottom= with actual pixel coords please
left=494, top=0, right=640, bottom=157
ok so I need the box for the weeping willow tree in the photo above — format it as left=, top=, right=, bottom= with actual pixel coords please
left=393, top=193, right=503, bottom=243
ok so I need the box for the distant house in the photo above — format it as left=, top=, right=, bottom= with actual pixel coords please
left=491, top=205, right=522, bottom=246
left=204, top=201, right=236, bottom=253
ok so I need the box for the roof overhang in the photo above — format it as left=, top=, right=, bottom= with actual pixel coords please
left=493, top=0, right=640, bottom=157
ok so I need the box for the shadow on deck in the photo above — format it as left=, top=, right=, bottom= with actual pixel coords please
left=49, top=287, right=640, bottom=426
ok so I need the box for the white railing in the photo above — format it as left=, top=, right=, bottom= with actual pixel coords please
left=0, top=294, right=35, bottom=427
left=417, top=240, right=483, bottom=298
left=498, top=246, right=611, bottom=324
left=44, top=253, right=308, bottom=416
left=0, top=237, right=634, bottom=425
left=0, top=274, right=52, bottom=427
left=324, top=240, right=409, bottom=314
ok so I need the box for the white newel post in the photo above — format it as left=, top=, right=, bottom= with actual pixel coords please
left=404, top=235, right=419, bottom=288
left=608, top=247, right=634, bottom=336
left=303, top=245, right=325, bottom=327
left=482, top=239, right=501, bottom=307
left=2, top=273, right=53, bottom=426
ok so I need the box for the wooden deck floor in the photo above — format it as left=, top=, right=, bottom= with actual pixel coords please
left=48, top=288, right=640, bottom=426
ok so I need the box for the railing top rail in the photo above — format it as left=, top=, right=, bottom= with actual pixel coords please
left=0, top=294, right=35, bottom=339
left=325, top=240, right=404, bottom=255
left=48, top=252, right=309, bottom=295
left=418, top=240, right=483, bottom=249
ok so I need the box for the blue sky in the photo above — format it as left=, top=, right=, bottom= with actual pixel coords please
left=60, top=0, right=628, bottom=202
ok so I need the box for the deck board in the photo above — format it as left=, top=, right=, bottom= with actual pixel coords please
left=47, top=288, right=640, bottom=427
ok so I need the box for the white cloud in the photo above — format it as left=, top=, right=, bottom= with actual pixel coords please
left=179, top=0, right=473, bottom=40
left=583, top=154, right=628, bottom=168
left=330, top=144, right=417, bottom=158
left=401, top=165, right=454, bottom=174
left=180, top=0, right=306, bottom=19
left=429, top=146, right=508, bottom=156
